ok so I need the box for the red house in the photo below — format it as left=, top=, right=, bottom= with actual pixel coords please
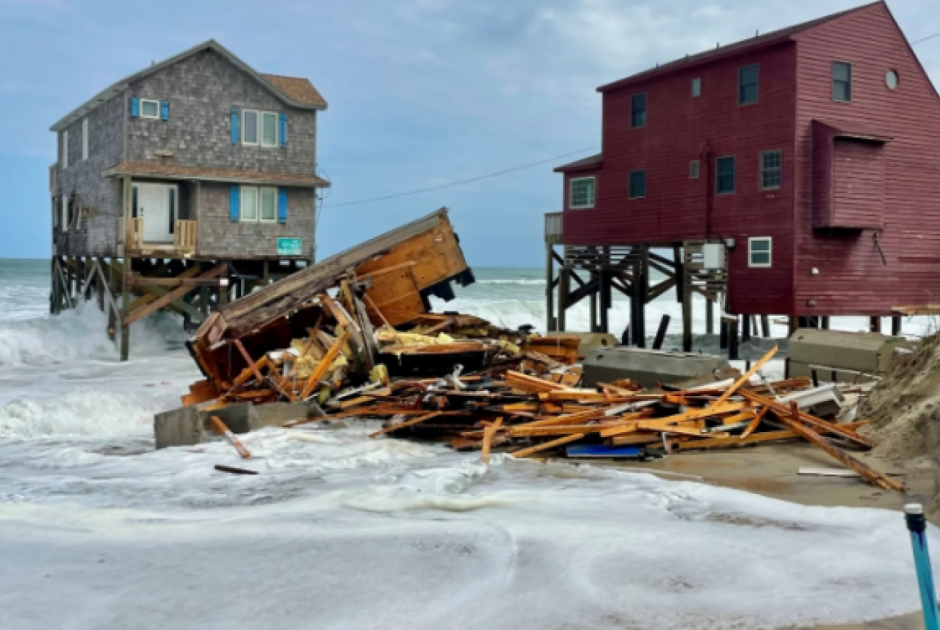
left=552, top=1, right=940, bottom=330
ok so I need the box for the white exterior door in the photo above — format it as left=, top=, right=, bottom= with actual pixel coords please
left=137, top=184, right=173, bottom=244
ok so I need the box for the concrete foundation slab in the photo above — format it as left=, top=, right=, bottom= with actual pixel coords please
left=581, top=347, right=733, bottom=389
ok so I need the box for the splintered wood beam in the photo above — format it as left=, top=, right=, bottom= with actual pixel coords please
left=368, top=411, right=443, bottom=438
left=739, top=390, right=871, bottom=448
left=234, top=339, right=267, bottom=385
left=481, top=417, right=503, bottom=464
left=129, top=276, right=227, bottom=287
left=711, top=345, right=778, bottom=407
left=647, top=258, right=676, bottom=279
left=300, top=330, right=352, bottom=400
left=94, top=260, right=121, bottom=316
left=511, top=433, right=585, bottom=458
left=740, top=405, right=771, bottom=439
left=779, top=401, right=902, bottom=492
left=601, top=401, right=749, bottom=437
left=363, top=293, right=392, bottom=329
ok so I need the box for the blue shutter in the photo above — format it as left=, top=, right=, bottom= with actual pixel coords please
left=229, top=186, right=240, bottom=222
left=160, top=100, right=169, bottom=120
left=279, top=114, right=287, bottom=147
left=230, top=108, right=239, bottom=144
left=277, top=188, right=288, bottom=224
left=130, top=97, right=139, bottom=118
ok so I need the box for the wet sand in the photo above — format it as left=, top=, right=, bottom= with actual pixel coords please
left=575, top=444, right=937, bottom=630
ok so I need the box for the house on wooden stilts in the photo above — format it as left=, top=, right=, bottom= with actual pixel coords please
left=49, top=40, right=329, bottom=360
left=546, top=0, right=940, bottom=354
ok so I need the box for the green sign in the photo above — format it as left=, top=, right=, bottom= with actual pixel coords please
left=277, top=237, right=303, bottom=256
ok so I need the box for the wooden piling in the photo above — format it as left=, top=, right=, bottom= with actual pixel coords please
left=729, top=317, right=740, bottom=360
left=706, top=299, right=714, bottom=335
left=120, top=261, right=130, bottom=362
left=545, top=245, right=554, bottom=333
left=760, top=315, right=771, bottom=338
left=558, top=268, right=570, bottom=332
left=742, top=314, right=752, bottom=342
left=653, top=314, right=671, bottom=350
left=891, top=315, right=902, bottom=336
left=869, top=316, right=882, bottom=334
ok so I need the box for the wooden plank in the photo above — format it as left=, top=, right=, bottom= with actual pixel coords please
left=739, top=390, right=871, bottom=448
left=778, top=401, right=902, bottom=491
left=711, top=345, right=778, bottom=407
left=368, top=412, right=443, bottom=438
left=740, top=405, right=771, bottom=439
left=300, top=330, right=352, bottom=400
left=603, top=401, right=749, bottom=438
left=126, top=263, right=204, bottom=313
left=125, top=263, right=225, bottom=326
left=481, top=417, right=503, bottom=464
left=511, top=434, right=585, bottom=458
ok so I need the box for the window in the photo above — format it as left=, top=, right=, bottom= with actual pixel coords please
left=261, top=112, right=278, bottom=147
left=748, top=237, right=772, bottom=268
left=569, top=177, right=595, bottom=209
left=631, top=93, right=647, bottom=128
left=81, top=118, right=89, bottom=160
left=691, top=77, right=701, bottom=97
left=132, top=186, right=138, bottom=219
left=140, top=99, right=160, bottom=119
left=240, top=186, right=259, bottom=221
left=260, top=187, right=277, bottom=221
left=760, top=150, right=782, bottom=190
left=62, top=130, right=68, bottom=168
left=629, top=170, right=646, bottom=199
left=716, top=156, right=735, bottom=194
left=690, top=160, right=700, bottom=179
left=739, top=64, right=759, bottom=105
left=832, top=62, right=852, bottom=102
left=886, top=70, right=899, bottom=90
left=169, top=187, right=176, bottom=233
left=60, top=195, right=68, bottom=229
left=243, top=110, right=259, bottom=145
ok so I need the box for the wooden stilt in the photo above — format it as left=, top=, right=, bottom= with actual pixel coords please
left=545, top=245, right=554, bottom=333
left=892, top=315, right=902, bottom=336
left=120, top=260, right=130, bottom=361
left=599, top=269, right=611, bottom=334
left=788, top=316, right=798, bottom=336
left=219, top=262, right=230, bottom=307
left=821, top=315, right=830, bottom=330
left=869, top=316, right=881, bottom=334
left=761, top=315, right=771, bottom=338
left=729, top=316, right=740, bottom=361
left=742, top=314, right=751, bottom=342
left=706, top=299, right=714, bottom=335
left=107, top=258, right=118, bottom=340
left=636, top=247, right=648, bottom=347
left=558, top=267, right=570, bottom=332
left=589, top=271, right=598, bottom=333
left=653, top=314, right=671, bottom=350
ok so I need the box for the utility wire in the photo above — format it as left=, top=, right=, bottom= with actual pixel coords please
left=326, top=145, right=600, bottom=208
left=913, top=30, right=940, bottom=45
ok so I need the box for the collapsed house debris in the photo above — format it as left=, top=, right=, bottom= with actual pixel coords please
left=161, top=209, right=903, bottom=493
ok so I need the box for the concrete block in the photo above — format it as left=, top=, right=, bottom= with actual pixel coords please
left=582, top=347, right=733, bottom=389
left=154, top=405, right=204, bottom=449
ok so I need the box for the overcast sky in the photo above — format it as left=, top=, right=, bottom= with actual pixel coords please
left=1, top=0, right=938, bottom=266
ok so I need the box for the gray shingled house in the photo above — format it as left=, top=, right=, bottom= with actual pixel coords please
left=48, top=40, right=330, bottom=359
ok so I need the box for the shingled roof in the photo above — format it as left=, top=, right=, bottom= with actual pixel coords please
left=597, top=1, right=881, bottom=93
left=51, top=39, right=327, bottom=132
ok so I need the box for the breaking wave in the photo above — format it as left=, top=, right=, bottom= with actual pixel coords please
left=475, top=278, right=546, bottom=285
left=0, top=389, right=158, bottom=440
left=0, top=306, right=189, bottom=367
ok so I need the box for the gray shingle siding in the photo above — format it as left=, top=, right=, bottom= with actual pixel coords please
left=54, top=93, right=126, bottom=257
left=196, top=183, right=316, bottom=259
left=125, top=49, right=318, bottom=175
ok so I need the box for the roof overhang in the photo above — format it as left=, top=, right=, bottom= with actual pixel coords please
left=50, top=39, right=326, bottom=133
left=103, top=162, right=331, bottom=188
left=813, top=119, right=893, bottom=144
left=553, top=153, right=604, bottom=173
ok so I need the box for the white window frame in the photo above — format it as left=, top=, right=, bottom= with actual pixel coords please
left=81, top=118, right=89, bottom=160
left=240, top=185, right=259, bottom=221
left=259, top=187, right=278, bottom=222
left=759, top=149, right=782, bottom=191
left=62, top=130, right=68, bottom=168
left=260, top=112, right=279, bottom=147
left=242, top=109, right=260, bottom=146
left=569, top=176, right=596, bottom=209
left=748, top=237, right=772, bottom=268
left=140, top=99, right=160, bottom=119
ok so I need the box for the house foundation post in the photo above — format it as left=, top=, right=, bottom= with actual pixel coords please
left=545, top=245, right=554, bottom=333
left=892, top=316, right=902, bottom=336
left=760, top=315, right=771, bottom=338
left=869, top=316, right=882, bottom=334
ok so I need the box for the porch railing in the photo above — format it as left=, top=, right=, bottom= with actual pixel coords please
left=174, top=220, right=197, bottom=252
left=545, top=211, right=563, bottom=245
left=121, top=217, right=197, bottom=255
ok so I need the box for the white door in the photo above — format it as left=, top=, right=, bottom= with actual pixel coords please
left=138, top=184, right=172, bottom=244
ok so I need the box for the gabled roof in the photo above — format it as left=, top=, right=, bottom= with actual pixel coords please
left=553, top=153, right=603, bottom=173
left=50, top=39, right=327, bottom=132
left=597, top=1, right=881, bottom=93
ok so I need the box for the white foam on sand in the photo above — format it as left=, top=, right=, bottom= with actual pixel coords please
left=0, top=420, right=936, bottom=629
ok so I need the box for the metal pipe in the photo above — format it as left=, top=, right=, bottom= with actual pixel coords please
left=904, top=503, right=940, bottom=630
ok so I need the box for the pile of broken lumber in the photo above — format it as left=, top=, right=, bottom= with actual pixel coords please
left=288, top=346, right=901, bottom=492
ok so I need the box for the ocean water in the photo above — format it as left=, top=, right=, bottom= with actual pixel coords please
left=0, top=257, right=936, bottom=629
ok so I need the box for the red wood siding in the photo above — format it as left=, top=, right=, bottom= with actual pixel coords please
left=831, top=139, right=885, bottom=228
left=793, top=3, right=940, bottom=315
left=563, top=42, right=798, bottom=314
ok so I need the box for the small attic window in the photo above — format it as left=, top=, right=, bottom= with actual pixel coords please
left=140, top=99, right=160, bottom=119
left=691, top=77, right=701, bottom=97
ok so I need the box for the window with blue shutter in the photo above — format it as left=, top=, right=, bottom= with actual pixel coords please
left=130, top=97, right=139, bottom=118
left=229, top=185, right=240, bottom=221
left=230, top=108, right=239, bottom=144
left=277, top=188, right=288, bottom=223
left=279, top=114, right=288, bottom=147
left=160, top=100, right=169, bottom=120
